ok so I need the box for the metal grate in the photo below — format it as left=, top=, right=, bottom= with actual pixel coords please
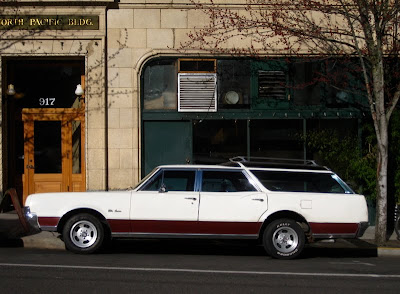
left=178, top=73, right=217, bottom=112
left=258, top=70, right=286, bottom=100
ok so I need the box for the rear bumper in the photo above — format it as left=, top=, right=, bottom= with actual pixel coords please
left=356, top=221, right=369, bottom=237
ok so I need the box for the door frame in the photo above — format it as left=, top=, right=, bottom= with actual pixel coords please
left=21, top=108, right=85, bottom=203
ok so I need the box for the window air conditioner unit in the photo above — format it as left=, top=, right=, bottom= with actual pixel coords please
left=178, top=73, right=217, bottom=112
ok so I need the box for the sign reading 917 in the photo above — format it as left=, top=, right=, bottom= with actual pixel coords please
left=39, top=97, right=55, bottom=106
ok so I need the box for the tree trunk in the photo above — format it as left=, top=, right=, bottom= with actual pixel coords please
left=375, top=144, right=388, bottom=245
left=372, top=59, right=389, bottom=245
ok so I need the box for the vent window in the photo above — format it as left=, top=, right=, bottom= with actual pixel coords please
left=178, top=73, right=217, bottom=112
left=258, top=70, right=286, bottom=100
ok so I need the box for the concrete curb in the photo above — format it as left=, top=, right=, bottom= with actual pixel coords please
left=22, top=231, right=64, bottom=250
left=377, top=247, right=400, bottom=257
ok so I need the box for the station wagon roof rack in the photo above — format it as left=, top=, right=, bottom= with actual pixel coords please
left=226, top=156, right=330, bottom=171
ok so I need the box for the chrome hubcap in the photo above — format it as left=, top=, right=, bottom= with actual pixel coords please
left=272, top=226, right=299, bottom=253
left=70, top=220, right=98, bottom=248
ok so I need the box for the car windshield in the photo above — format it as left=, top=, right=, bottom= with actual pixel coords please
left=251, top=170, right=354, bottom=194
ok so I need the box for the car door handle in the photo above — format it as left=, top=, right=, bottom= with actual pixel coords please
left=185, top=197, right=197, bottom=201
left=252, top=198, right=264, bottom=202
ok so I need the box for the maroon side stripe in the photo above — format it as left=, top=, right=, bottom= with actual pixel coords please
left=38, top=217, right=60, bottom=227
left=109, top=220, right=262, bottom=235
left=108, top=219, right=131, bottom=232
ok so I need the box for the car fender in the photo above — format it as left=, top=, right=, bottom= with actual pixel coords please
left=25, top=191, right=132, bottom=228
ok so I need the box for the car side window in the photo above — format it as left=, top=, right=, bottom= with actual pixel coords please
left=140, top=170, right=196, bottom=192
left=251, top=170, right=347, bottom=193
left=201, top=170, right=257, bottom=192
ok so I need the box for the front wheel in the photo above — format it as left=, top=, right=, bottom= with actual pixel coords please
left=263, top=218, right=305, bottom=260
left=63, top=213, right=104, bottom=254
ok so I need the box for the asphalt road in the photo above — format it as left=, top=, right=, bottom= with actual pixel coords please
left=1, top=239, right=400, bottom=293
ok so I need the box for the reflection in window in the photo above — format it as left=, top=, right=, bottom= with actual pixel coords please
left=72, top=121, right=81, bottom=174
left=143, top=59, right=177, bottom=110
left=141, top=170, right=196, bottom=192
left=250, top=120, right=303, bottom=159
left=291, top=61, right=321, bottom=106
left=217, top=60, right=251, bottom=108
left=193, top=120, right=247, bottom=164
left=201, top=170, right=256, bottom=192
left=251, top=170, right=349, bottom=193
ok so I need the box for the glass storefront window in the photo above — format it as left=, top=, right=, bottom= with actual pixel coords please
left=291, top=61, right=322, bottom=106
left=250, top=120, right=303, bottom=158
left=217, top=60, right=251, bottom=108
left=193, top=120, right=247, bottom=164
left=143, top=59, right=177, bottom=110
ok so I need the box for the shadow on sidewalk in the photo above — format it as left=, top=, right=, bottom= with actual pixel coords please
left=103, top=238, right=379, bottom=259
left=304, top=239, right=378, bottom=258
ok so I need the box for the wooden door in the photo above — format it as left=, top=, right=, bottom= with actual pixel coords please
left=22, top=109, right=85, bottom=203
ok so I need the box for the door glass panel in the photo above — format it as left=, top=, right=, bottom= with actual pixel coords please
left=201, top=170, right=257, bottom=192
left=140, top=170, right=196, bottom=192
left=34, top=121, right=62, bottom=173
left=163, top=170, right=196, bottom=191
left=72, top=121, right=82, bottom=174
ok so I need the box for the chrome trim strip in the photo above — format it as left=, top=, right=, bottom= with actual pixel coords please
left=111, top=232, right=258, bottom=239
left=40, top=226, right=57, bottom=232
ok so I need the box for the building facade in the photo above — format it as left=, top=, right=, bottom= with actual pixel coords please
left=0, top=1, right=364, bottom=204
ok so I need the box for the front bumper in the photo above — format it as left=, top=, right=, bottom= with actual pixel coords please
left=23, top=206, right=41, bottom=232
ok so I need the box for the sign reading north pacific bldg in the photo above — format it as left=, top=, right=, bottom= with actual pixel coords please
left=0, top=15, right=99, bottom=30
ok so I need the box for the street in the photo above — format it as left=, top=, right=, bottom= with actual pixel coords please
left=0, top=239, right=399, bottom=293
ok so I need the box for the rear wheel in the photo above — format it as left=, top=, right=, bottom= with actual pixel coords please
left=263, top=218, right=305, bottom=260
left=63, top=213, right=104, bottom=254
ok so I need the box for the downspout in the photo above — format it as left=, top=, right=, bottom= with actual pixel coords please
left=103, top=4, right=110, bottom=191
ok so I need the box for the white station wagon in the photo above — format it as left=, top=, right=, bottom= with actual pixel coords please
left=24, top=157, right=369, bottom=259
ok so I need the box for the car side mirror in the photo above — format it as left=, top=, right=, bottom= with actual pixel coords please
left=159, top=183, right=167, bottom=193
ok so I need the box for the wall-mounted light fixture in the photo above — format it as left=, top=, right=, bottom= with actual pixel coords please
left=75, top=84, right=85, bottom=106
left=75, top=84, right=84, bottom=96
left=6, top=84, right=16, bottom=96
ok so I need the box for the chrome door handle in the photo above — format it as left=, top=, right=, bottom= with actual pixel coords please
left=185, top=197, right=197, bottom=201
left=252, top=198, right=264, bottom=202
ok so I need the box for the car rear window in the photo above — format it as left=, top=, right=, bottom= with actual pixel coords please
left=251, top=170, right=350, bottom=193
